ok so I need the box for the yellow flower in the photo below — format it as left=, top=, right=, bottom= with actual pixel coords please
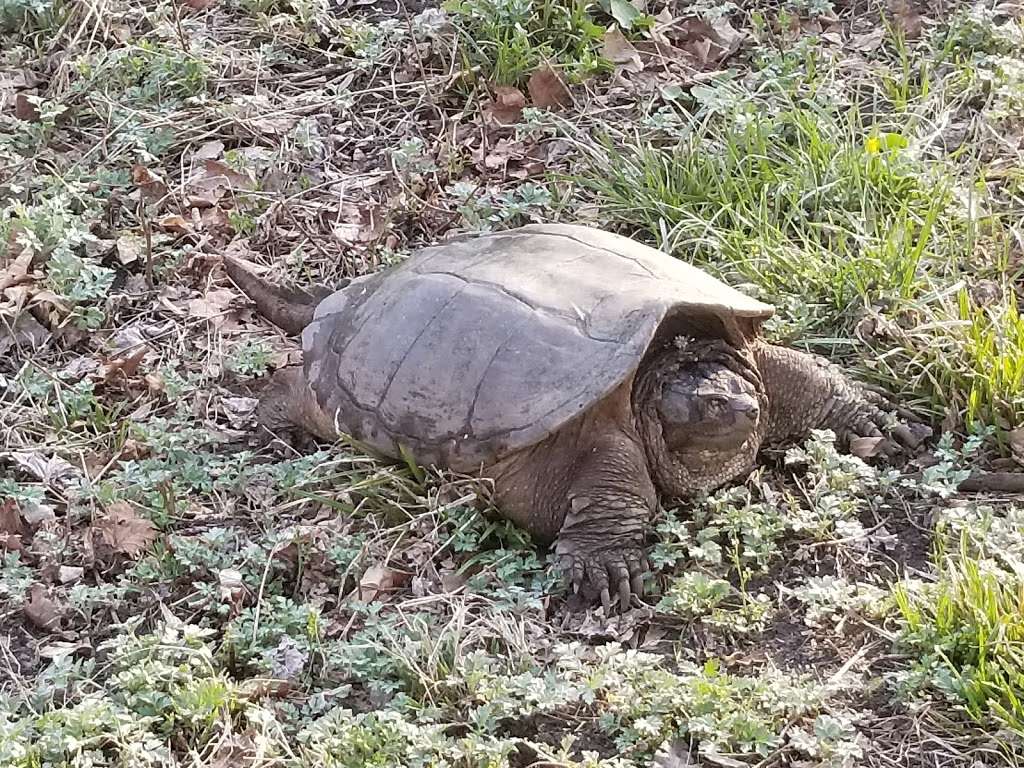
left=865, top=136, right=882, bottom=154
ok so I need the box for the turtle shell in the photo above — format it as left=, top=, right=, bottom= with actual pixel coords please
left=301, top=223, right=774, bottom=471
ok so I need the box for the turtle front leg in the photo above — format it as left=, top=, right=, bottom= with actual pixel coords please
left=555, top=430, right=657, bottom=613
left=752, top=342, right=926, bottom=453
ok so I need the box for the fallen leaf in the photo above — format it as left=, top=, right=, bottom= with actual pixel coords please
left=10, top=451, right=81, bottom=488
left=710, top=16, right=745, bottom=55
left=0, top=247, right=33, bottom=291
left=157, top=214, right=192, bottom=234
left=132, top=165, right=169, bottom=205
left=356, top=563, right=409, bottom=602
left=652, top=739, right=697, bottom=767
left=14, top=92, right=39, bottom=121
left=332, top=205, right=385, bottom=245
left=194, top=141, right=225, bottom=161
left=200, top=206, right=234, bottom=236
left=96, top=502, right=158, bottom=557
left=188, top=288, right=236, bottom=319
left=222, top=396, right=258, bottom=429
left=602, top=26, right=644, bottom=73
left=850, top=436, right=887, bottom=459
left=189, top=159, right=256, bottom=201
left=58, top=565, right=84, bottom=584
left=115, top=234, right=146, bottom=265
left=888, top=0, right=923, bottom=39
left=94, top=348, right=148, bottom=385
left=0, top=499, right=25, bottom=551
left=1009, top=427, right=1024, bottom=467
left=850, top=27, right=885, bottom=52
left=485, top=85, right=526, bottom=125
left=24, top=584, right=61, bottom=631
left=0, top=312, right=50, bottom=355
left=528, top=65, right=573, bottom=110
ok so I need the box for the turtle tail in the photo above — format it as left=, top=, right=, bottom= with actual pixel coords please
left=223, top=256, right=334, bottom=335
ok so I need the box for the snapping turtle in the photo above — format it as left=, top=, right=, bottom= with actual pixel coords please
left=225, top=223, right=918, bottom=610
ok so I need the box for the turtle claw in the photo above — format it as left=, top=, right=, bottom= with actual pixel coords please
left=555, top=540, right=647, bottom=614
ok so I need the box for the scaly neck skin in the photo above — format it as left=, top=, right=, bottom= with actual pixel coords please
left=631, top=340, right=769, bottom=499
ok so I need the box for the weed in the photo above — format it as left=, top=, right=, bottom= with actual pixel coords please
left=894, top=523, right=1024, bottom=736
left=445, top=0, right=607, bottom=86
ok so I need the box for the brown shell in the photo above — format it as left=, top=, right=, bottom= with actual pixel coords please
left=301, top=223, right=774, bottom=471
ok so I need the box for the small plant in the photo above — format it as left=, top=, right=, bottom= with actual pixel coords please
left=226, top=338, right=273, bottom=377
left=445, top=0, right=606, bottom=86
left=893, top=526, right=1024, bottom=736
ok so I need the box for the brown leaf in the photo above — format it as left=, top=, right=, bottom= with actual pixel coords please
left=0, top=499, right=25, bottom=552
left=850, top=436, right=887, bottom=459
left=132, top=165, right=169, bottom=205
left=24, top=584, right=61, bottom=631
left=156, top=214, right=192, bottom=234
left=850, top=27, right=885, bottom=52
left=485, top=85, right=526, bottom=125
left=188, top=288, right=236, bottom=319
left=96, top=502, right=158, bottom=557
left=0, top=247, right=33, bottom=292
left=115, top=234, right=145, bottom=265
left=14, top=92, right=39, bottom=121
left=194, top=140, right=225, bottom=160
left=1009, top=427, right=1024, bottom=467
left=94, top=348, right=148, bottom=386
left=181, top=0, right=217, bottom=10
left=189, top=159, right=256, bottom=199
left=200, top=206, right=234, bottom=236
left=356, top=563, right=409, bottom=602
left=332, top=205, right=385, bottom=245
left=528, top=65, right=573, bottom=110
left=0, top=312, right=50, bottom=356
left=602, top=26, right=644, bottom=73
left=888, top=0, right=923, bottom=38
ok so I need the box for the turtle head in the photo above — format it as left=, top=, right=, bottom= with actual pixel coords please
left=656, top=361, right=760, bottom=453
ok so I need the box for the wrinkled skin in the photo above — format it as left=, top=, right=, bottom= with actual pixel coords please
left=228, top=252, right=924, bottom=614
left=480, top=338, right=921, bottom=614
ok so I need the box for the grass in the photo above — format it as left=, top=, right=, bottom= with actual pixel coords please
left=894, top=524, right=1024, bottom=736
left=2, top=0, right=1024, bottom=765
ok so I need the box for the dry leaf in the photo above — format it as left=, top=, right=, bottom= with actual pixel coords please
left=850, top=28, right=885, bottom=52
left=528, top=65, right=573, bottom=110
left=0, top=248, right=33, bottom=291
left=97, top=502, right=158, bottom=557
left=58, top=566, right=84, bottom=584
left=94, top=348, right=148, bottom=385
left=132, top=165, right=169, bottom=205
left=14, top=92, right=39, bottom=121
left=888, top=0, right=923, bottom=38
left=157, top=214, right=192, bottom=235
left=115, top=234, right=145, bottom=265
left=0, top=312, right=50, bottom=355
left=710, top=16, right=745, bottom=54
left=1009, top=427, right=1024, bottom=467
left=486, top=85, right=526, bottom=125
left=602, top=26, right=644, bottom=73
left=850, top=436, right=887, bottom=459
left=200, top=206, right=233, bottom=236
left=181, top=0, right=217, bottom=9
left=188, top=288, right=236, bottom=318
left=11, top=451, right=81, bottom=488
left=194, top=140, right=225, bottom=160
left=332, top=205, right=385, bottom=245
left=24, top=584, right=61, bottom=631
left=356, top=563, right=409, bottom=602
left=652, top=739, right=697, bottom=768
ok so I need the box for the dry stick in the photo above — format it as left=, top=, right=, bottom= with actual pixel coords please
left=957, top=471, right=1024, bottom=494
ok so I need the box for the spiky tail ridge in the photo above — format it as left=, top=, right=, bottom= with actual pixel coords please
left=223, top=256, right=333, bottom=335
